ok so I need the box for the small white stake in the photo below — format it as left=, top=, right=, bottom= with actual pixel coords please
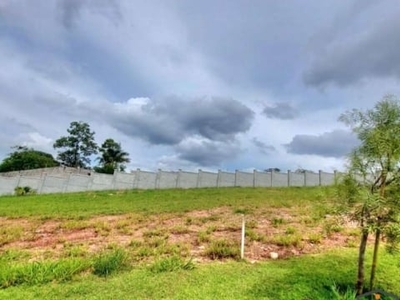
left=241, top=214, right=245, bottom=259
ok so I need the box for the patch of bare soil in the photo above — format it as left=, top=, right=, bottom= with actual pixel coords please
left=1, top=207, right=363, bottom=262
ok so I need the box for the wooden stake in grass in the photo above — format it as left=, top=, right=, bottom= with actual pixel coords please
left=241, top=214, right=245, bottom=259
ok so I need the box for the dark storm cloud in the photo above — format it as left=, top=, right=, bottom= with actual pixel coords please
left=58, top=0, right=121, bottom=28
left=176, top=139, right=241, bottom=166
left=106, top=97, right=255, bottom=145
left=262, top=103, right=299, bottom=120
left=285, top=130, right=359, bottom=158
left=174, top=0, right=336, bottom=91
left=304, top=3, right=400, bottom=87
left=251, top=138, right=276, bottom=154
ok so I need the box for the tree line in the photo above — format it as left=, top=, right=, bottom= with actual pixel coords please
left=0, top=121, right=130, bottom=174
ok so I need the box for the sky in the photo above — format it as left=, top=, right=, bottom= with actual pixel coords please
left=1, top=0, right=400, bottom=173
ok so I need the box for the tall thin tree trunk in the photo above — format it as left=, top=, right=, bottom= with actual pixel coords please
left=370, top=228, right=381, bottom=291
left=356, top=228, right=369, bottom=295
left=369, top=172, right=386, bottom=291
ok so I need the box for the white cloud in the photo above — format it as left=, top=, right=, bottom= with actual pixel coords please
left=0, top=0, right=398, bottom=173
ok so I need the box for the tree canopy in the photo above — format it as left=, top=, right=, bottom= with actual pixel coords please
left=53, top=121, right=98, bottom=168
left=338, top=95, right=400, bottom=295
left=0, top=146, right=59, bottom=172
left=94, top=138, right=130, bottom=174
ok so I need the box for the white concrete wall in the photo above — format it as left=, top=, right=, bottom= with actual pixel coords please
left=0, top=167, right=339, bottom=196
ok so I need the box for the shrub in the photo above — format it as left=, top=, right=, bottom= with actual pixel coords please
left=14, top=186, right=36, bottom=196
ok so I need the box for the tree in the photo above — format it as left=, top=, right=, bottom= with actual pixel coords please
left=53, top=121, right=98, bottom=168
left=94, top=138, right=130, bottom=174
left=265, top=168, right=281, bottom=173
left=338, top=95, right=400, bottom=295
left=0, top=146, right=59, bottom=172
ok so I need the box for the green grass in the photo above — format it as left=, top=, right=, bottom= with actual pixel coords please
left=0, top=249, right=398, bottom=299
left=0, top=187, right=334, bottom=219
left=1, top=186, right=399, bottom=299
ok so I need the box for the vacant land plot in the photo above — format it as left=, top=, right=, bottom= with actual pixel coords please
left=0, top=187, right=399, bottom=299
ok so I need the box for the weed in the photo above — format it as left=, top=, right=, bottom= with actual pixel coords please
left=345, top=239, right=357, bottom=248
left=245, top=229, right=266, bottom=242
left=206, top=225, right=217, bottom=234
left=149, top=256, right=194, bottom=273
left=92, top=248, right=128, bottom=277
left=129, top=240, right=143, bottom=248
left=197, top=231, right=211, bottom=244
left=0, top=249, right=30, bottom=263
left=225, top=223, right=240, bottom=232
left=200, top=214, right=220, bottom=223
left=246, top=220, right=258, bottom=229
left=271, top=217, right=285, bottom=227
left=330, top=283, right=357, bottom=299
left=308, top=233, right=323, bottom=244
left=93, top=221, right=111, bottom=236
left=170, top=225, right=190, bottom=234
left=346, top=228, right=359, bottom=237
left=0, top=258, right=89, bottom=288
left=142, top=229, right=168, bottom=239
left=135, top=246, right=153, bottom=258
left=234, top=208, right=252, bottom=214
left=62, top=243, right=88, bottom=258
left=147, top=237, right=168, bottom=248
left=324, top=219, right=343, bottom=237
left=285, top=226, right=296, bottom=235
left=0, top=225, right=24, bottom=246
left=272, top=234, right=302, bottom=247
left=59, top=220, right=89, bottom=231
left=115, top=220, right=131, bottom=234
left=205, top=239, right=240, bottom=260
left=300, top=216, right=315, bottom=226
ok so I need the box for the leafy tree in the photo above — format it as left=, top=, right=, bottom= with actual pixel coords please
left=0, top=146, right=59, bottom=172
left=94, top=138, right=130, bottom=174
left=265, top=168, right=281, bottom=173
left=338, top=95, right=400, bottom=295
left=53, top=121, right=98, bottom=168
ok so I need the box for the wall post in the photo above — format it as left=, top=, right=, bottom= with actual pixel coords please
left=196, top=169, right=202, bottom=188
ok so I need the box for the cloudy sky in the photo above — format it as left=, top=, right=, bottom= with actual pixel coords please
left=1, top=0, right=400, bottom=173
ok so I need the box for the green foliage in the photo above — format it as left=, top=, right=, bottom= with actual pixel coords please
left=271, top=217, right=285, bottom=227
left=148, top=256, right=194, bottom=273
left=338, top=95, right=400, bottom=294
left=272, top=234, right=302, bottom=247
left=94, top=138, right=130, bottom=174
left=245, top=229, right=266, bottom=242
left=0, top=258, right=89, bottom=288
left=330, top=283, right=357, bottom=299
left=53, top=121, right=98, bottom=168
left=92, top=248, right=128, bottom=277
left=0, top=146, right=58, bottom=172
left=14, top=186, right=36, bottom=196
left=205, top=239, right=240, bottom=260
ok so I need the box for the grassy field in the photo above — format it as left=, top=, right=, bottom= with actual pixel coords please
left=0, top=187, right=399, bottom=299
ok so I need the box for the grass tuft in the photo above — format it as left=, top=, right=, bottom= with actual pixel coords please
left=92, top=248, right=128, bottom=277
left=205, top=239, right=240, bottom=260
left=149, top=256, right=194, bottom=273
